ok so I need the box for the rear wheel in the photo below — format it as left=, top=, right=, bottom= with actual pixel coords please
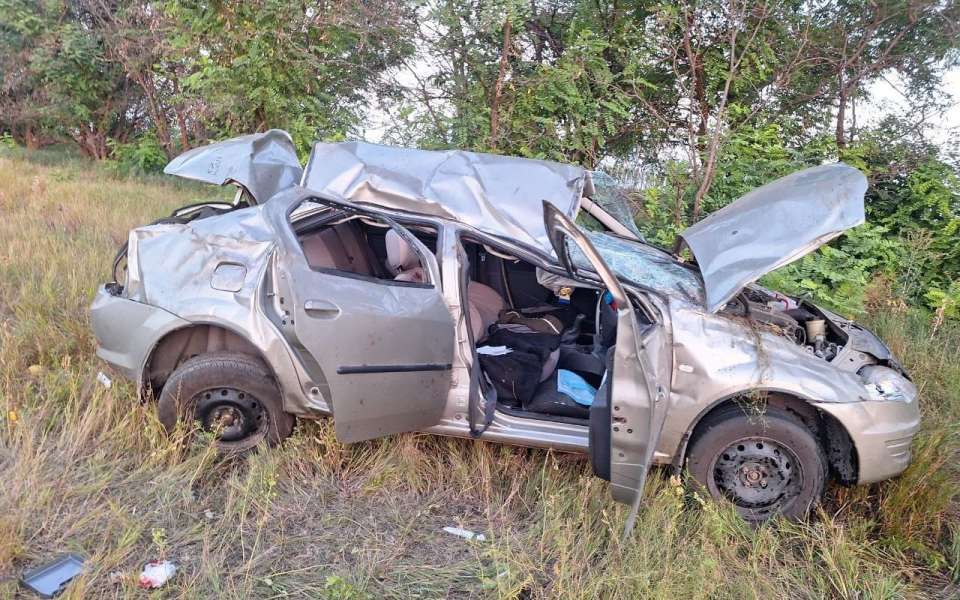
left=687, top=405, right=826, bottom=522
left=157, top=352, right=294, bottom=452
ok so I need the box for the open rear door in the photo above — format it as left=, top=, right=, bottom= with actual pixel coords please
left=543, top=203, right=669, bottom=534
left=280, top=203, right=456, bottom=443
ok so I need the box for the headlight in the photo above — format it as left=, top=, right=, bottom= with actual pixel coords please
left=860, top=366, right=917, bottom=403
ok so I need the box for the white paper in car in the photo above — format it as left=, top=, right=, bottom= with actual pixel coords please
left=477, top=346, right=512, bottom=356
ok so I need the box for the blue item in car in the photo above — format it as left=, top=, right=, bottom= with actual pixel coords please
left=557, top=369, right=597, bottom=406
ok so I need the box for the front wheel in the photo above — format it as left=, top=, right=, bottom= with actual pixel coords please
left=158, top=351, right=294, bottom=452
left=686, top=405, right=826, bottom=522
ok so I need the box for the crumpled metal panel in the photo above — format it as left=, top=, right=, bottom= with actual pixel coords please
left=163, top=130, right=303, bottom=205
left=123, top=202, right=320, bottom=414
left=680, top=163, right=867, bottom=313
left=127, top=206, right=276, bottom=309
left=657, top=300, right=874, bottom=464
left=301, top=141, right=588, bottom=255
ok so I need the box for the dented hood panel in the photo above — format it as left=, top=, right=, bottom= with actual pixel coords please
left=680, top=163, right=867, bottom=312
left=302, top=141, right=588, bottom=254
left=163, top=130, right=303, bottom=204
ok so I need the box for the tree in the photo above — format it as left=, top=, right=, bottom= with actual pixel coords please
left=381, top=0, right=676, bottom=166
left=0, top=0, right=141, bottom=158
left=83, top=0, right=201, bottom=159
left=808, top=0, right=960, bottom=149
left=163, top=0, right=416, bottom=153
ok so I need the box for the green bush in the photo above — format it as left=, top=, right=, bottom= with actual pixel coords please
left=107, top=133, right=169, bottom=175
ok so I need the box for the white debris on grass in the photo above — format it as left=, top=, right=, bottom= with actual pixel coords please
left=138, top=561, right=176, bottom=589
left=96, top=371, right=112, bottom=389
left=442, top=526, right=486, bottom=541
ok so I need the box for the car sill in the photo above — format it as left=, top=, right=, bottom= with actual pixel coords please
left=336, top=363, right=452, bottom=374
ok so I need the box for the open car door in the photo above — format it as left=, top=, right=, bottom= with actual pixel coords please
left=543, top=203, right=669, bottom=534
left=280, top=201, right=455, bottom=443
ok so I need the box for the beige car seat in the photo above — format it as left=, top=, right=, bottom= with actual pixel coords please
left=385, top=228, right=427, bottom=282
left=384, top=230, right=505, bottom=340
left=301, top=221, right=376, bottom=275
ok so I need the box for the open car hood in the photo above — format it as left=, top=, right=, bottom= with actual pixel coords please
left=679, top=163, right=867, bottom=313
left=163, top=130, right=303, bottom=204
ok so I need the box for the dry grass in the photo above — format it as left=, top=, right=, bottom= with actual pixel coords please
left=1, top=148, right=958, bottom=598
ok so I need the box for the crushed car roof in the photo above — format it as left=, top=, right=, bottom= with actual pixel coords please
left=302, top=141, right=592, bottom=254
left=679, top=163, right=867, bottom=312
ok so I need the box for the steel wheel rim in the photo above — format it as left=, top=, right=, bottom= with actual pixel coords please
left=708, top=435, right=804, bottom=518
left=193, top=387, right=268, bottom=443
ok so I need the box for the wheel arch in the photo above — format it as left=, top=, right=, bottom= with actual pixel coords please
left=674, top=389, right=859, bottom=486
left=141, top=322, right=275, bottom=399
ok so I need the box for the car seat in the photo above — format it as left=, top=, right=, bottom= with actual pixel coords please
left=385, top=229, right=505, bottom=340
left=301, top=221, right=379, bottom=276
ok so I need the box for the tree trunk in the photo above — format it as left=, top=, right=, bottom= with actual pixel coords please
left=135, top=71, right=174, bottom=158
left=835, top=80, right=847, bottom=149
left=489, top=17, right=512, bottom=150
left=175, top=105, right=191, bottom=151
left=691, top=153, right=717, bottom=223
left=74, top=128, right=110, bottom=160
left=24, top=126, right=39, bottom=150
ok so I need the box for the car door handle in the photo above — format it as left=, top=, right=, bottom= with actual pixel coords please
left=304, top=299, right=341, bottom=318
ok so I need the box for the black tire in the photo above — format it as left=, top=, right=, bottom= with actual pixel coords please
left=157, top=351, right=294, bottom=452
left=687, top=405, right=826, bottom=522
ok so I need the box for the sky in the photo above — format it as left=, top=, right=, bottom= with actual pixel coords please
left=862, top=66, right=960, bottom=147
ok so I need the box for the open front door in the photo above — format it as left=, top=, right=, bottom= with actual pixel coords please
left=543, top=203, right=668, bottom=532
left=282, top=206, right=455, bottom=443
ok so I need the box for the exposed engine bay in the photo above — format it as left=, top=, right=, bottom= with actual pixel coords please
left=722, top=286, right=847, bottom=362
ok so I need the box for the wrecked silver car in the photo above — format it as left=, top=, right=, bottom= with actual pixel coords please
left=90, top=130, right=919, bottom=524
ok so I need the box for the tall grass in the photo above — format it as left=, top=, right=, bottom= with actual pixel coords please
left=1, top=150, right=958, bottom=598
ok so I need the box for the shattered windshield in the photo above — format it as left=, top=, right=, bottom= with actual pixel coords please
left=568, top=233, right=705, bottom=304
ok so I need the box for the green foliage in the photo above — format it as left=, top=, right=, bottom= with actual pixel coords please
left=630, top=118, right=960, bottom=318
left=763, top=224, right=904, bottom=316
left=320, top=575, right=370, bottom=600
left=164, top=0, right=414, bottom=154
left=0, top=0, right=414, bottom=158
left=386, top=0, right=671, bottom=166
left=925, top=281, right=960, bottom=319
left=0, top=0, right=139, bottom=158
left=108, top=133, right=169, bottom=175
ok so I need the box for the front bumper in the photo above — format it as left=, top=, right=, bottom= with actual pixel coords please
left=814, top=394, right=921, bottom=485
left=90, top=285, right=190, bottom=384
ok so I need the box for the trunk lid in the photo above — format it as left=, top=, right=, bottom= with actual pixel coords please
left=163, top=130, right=303, bottom=205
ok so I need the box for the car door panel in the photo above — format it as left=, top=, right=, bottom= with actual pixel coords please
left=543, top=203, right=669, bottom=530
left=282, top=205, right=456, bottom=443
left=608, top=324, right=668, bottom=502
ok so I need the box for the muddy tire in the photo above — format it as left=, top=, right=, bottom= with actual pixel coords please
left=687, top=405, right=826, bottom=522
left=157, top=351, right=294, bottom=452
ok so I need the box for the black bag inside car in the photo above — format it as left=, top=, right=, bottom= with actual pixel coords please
left=478, top=328, right=560, bottom=405
left=478, top=349, right=541, bottom=406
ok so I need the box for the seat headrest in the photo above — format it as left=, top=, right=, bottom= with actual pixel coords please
left=385, top=229, right=421, bottom=274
